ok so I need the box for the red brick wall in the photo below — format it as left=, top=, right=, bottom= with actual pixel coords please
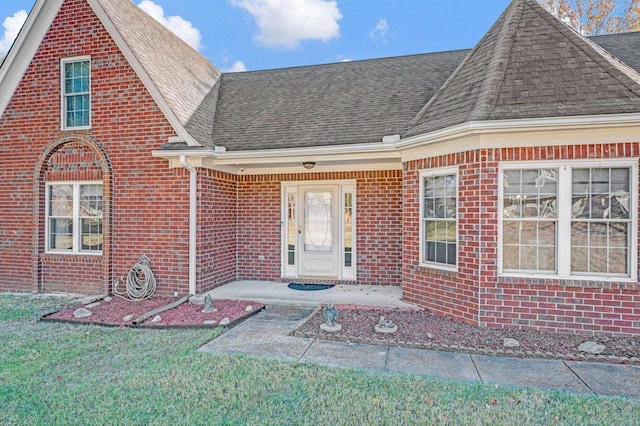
left=404, top=143, right=640, bottom=337
left=403, top=152, right=482, bottom=324
left=0, top=0, right=190, bottom=296
left=237, top=171, right=403, bottom=286
left=197, top=169, right=238, bottom=292
left=478, top=144, right=640, bottom=337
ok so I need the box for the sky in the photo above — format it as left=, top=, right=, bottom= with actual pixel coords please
left=0, top=0, right=513, bottom=72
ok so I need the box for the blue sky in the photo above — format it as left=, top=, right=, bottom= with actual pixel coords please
left=0, top=0, right=513, bottom=72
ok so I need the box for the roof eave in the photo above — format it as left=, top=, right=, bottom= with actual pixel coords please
left=0, top=0, right=63, bottom=119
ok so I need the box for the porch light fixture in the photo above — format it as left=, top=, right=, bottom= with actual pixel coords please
left=302, top=161, right=316, bottom=169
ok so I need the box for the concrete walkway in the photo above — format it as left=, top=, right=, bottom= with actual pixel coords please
left=199, top=305, right=640, bottom=400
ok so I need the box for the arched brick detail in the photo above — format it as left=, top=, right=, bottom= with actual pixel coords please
left=33, top=134, right=113, bottom=294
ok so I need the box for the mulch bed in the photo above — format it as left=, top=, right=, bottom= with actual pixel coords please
left=292, top=305, right=640, bottom=365
left=42, top=296, right=264, bottom=328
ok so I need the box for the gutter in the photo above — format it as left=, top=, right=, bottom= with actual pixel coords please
left=179, top=155, right=197, bottom=296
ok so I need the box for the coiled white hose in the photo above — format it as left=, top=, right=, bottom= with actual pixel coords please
left=114, top=254, right=156, bottom=301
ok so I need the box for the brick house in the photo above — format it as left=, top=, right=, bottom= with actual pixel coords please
left=1, top=0, right=640, bottom=336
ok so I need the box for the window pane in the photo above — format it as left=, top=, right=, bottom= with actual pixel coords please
left=49, top=185, right=73, bottom=216
left=422, top=172, right=457, bottom=267
left=501, top=168, right=558, bottom=273
left=344, top=192, right=353, bottom=268
left=63, top=60, right=90, bottom=128
left=571, top=167, right=630, bottom=276
left=81, top=218, right=103, bottom=251
left=80, top=184, right=103, bottom=217
left=609, top=248, right=627, bottom=274
left=49, top=218, right=73, bottom=250
left=287, top=193, right=296, bottom=266
left=304, top=191, right=332, bottom=252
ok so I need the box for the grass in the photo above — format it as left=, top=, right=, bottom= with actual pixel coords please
left=1, top=295, right=639, bottom=425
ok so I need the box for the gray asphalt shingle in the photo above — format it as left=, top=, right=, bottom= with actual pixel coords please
left=404, top=0, right=640, bottom=138
left=100, top=0, right=639, bottom=153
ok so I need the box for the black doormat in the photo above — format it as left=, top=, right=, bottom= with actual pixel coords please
left=287, top=283, right=335, bottom=291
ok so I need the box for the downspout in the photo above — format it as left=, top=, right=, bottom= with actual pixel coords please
left=179, top=155, right=197, bottom=296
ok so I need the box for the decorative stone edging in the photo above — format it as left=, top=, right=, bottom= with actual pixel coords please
left=292, top=330, right=640, bottom=366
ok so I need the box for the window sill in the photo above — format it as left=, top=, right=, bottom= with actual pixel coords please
left=419, top=263, right=458, bottom=276
left=43, top=251, right=102, bottom=258
left=497, top=273, right=638, bottom=290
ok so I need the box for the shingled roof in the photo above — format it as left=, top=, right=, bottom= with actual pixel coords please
left=97, top=0, right=220, bottom=133
left=404, top=0, right=640, bottom=138
left=207, top=51, right=469, bottom=151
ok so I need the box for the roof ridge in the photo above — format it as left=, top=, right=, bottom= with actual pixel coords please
left=403, top=0, right=524, bottom=134
left=468, top=0, right=524, bottom=121
left=528, top=0, right=640, bottom=95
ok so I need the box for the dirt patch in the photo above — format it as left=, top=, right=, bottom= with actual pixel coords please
left=293, top=305, right=640, bottom=365
left=43, top=297, right=264, bottom=328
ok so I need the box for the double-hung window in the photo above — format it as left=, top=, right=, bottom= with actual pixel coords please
left=500, top=161, right=637, bottom=280
left=420, top=168, right=458, bottom=270
left=47, top=182, right=103, bottom=254
left=61, top=57, right=90, bottom=129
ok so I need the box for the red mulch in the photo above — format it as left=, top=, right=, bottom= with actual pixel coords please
left=293, top=306, right=640, bottom=365
left=43, top=296, right=264, bottom=328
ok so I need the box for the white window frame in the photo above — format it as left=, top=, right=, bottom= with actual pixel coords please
left=61, top=56, right=91, bottom=130
left=419, top=166, right=459, bottom=272
left=45, top=181, right=103, bottom=255
left=498, top=159, right=638, bottom=281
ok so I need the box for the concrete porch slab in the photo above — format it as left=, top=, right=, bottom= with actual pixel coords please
left=204, top=280, right=415, bottom=308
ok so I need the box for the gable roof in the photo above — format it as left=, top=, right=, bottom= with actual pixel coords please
left=95, top=0, right=221, bottom=140
left=0, top=0, right=220, bottom=147
left=404, top=0, right=640, bottom=138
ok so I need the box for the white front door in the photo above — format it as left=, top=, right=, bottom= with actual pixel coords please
left=298, top=186, right=340, bottom=277
left=282, top=181, right=356, bottom=280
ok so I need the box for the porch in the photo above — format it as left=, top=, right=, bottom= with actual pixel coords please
left=201, top=280, right=414, bottom=308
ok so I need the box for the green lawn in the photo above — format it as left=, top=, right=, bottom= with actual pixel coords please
left=1, top=295, right=638, bottom=425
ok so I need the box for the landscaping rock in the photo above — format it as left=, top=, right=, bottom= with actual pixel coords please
left=104, top=297, right=113, bottom=302
left=245, top=305, right=254, bottom=312
left=426, top=333, right=434, bottom=339
left=123, top=315, right=133, bottom=322
left=320, top=323, right=342, bottom=333
left=85, top=302, right=100, bottom=309
left=578, top=341, right=606, bottom=355
left=203, top=320, right=217, bottom=325
left=503, top=338, right=520, bottom=348
left=219, top=317, right=230, bottom=326
left=73, top=308, right=92, bottom=319
left=151, top=315, right=162, bottom=323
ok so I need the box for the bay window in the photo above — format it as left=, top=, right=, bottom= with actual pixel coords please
left=500, top=161, right=637, bottom=279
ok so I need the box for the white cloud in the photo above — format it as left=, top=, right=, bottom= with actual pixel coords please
left=0, top=10, right=28, bottom=54
left=137, top=1, right=202, bottom=51
left=231, top=0, right=342, bottom=49
left=224, top=60, right=248, bottom=72
left=369, top=18, right=388, bottom=43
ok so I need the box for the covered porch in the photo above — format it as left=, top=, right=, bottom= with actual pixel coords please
left=201, top=280, right=414, bottom=308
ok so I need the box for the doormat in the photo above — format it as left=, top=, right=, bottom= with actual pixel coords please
left=287, top=283, right=335, bottom=291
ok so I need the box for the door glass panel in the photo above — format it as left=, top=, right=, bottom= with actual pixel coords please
left=344, top=192, right=353, bottom=267
left=287, top=193, right=296, bottom=265
left=304, top=191, right=333, bottom=252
